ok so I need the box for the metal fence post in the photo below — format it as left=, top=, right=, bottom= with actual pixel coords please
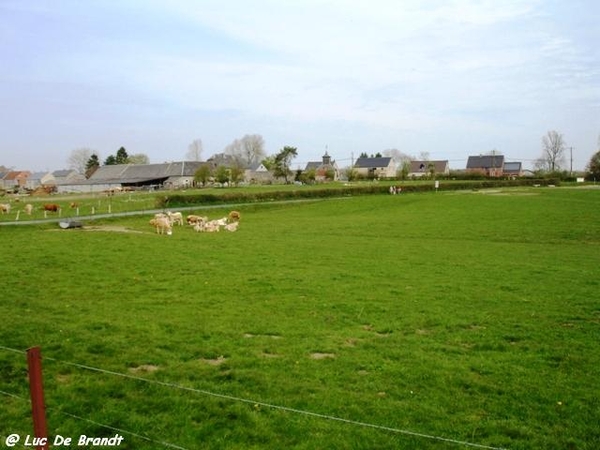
left=27, top=346, right=49, bottom=450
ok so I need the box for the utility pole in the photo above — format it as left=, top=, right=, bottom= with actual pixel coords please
left=570, top=147, right=573, bottom=176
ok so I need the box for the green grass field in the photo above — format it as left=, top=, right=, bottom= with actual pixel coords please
left=1, top=186, right=598, bottom=449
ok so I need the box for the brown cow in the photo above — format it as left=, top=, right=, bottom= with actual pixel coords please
left=43, top=204, right=60, bottom=212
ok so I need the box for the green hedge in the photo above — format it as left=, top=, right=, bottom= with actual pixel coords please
left=156, top=179, right=560, bottom=208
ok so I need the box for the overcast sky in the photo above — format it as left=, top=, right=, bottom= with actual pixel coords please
left=1, top=0, right=599, bottom=172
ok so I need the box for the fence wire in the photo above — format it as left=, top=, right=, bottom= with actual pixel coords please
left=0, top=345, right=507, bottom=450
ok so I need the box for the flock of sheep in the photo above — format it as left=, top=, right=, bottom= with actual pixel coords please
left=149, top=210, right=240, bottom=235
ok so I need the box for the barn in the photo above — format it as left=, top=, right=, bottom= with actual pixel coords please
left=56, top=162, right=205, bottom=193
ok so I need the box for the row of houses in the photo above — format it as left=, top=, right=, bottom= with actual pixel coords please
left=0, top=168, right=86, bottom=191
left=311, top=154, right=522, bottom=180
left=1, top=154, right=523, bottom=193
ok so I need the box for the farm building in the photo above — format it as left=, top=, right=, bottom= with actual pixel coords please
left=407, top=160, right=450, bottom=178
left=303, top=152, right=340, bottom=182
left=0, top=170, right=30, bottom=190
left=466, top=155, right=505, bottom=177
left=56, top=161, right=205, bottom=193
left=353, top=156, right=396, bottom=179
left=245, top=161, right=274, bottom=184
left=25, top=171, right=55, bottom=190
left=52, top=169, right=86, bottom=186
left=503, top=162, right=523, bottom=178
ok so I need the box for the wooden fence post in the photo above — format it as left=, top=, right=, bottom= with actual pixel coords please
left=27, top=346, right=49, bottom=450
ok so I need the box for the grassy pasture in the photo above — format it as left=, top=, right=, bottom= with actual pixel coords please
left=1, top=187, right=599, bottom=449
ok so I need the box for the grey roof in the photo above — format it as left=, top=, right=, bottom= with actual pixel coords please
left=354, top=157, right=392, bottom=168
left=304, top=161, right=321, bottom=171
left=28, top=171, right=50, bottom=181
left=503, top=162, right=522, bottom=172
left=466, top=155, right=505, bottom=169
left=52, top=169, right=74, bottom=177
left=88, top=161, right=204, bottom=184
left=409, top=160, right=449, bottom=173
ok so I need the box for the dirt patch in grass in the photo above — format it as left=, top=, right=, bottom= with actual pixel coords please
left=244, top=333, right=282, bottom=339
left=56, top=374, right=72, bottom=383
left=200, top=356, right=227, bottom=366
left=310, top=352, right=336, bottom=360
left=344, top=338, right=360, bottom=347
left=128, top=364, right=160, bottom=373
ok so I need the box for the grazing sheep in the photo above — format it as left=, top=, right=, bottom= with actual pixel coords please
left=0, top=203, right=11, bottom=214
left=70, top=202, right=79, bottom=209
left=186, top=214, right=207, bottom=225
left=214, top=217, right=228, bottom=226
left=167, top=211, right=184, bottom=226
left=24, top=204, right=33, bottom=215
left=203, top=221, right=221, bottom=232
left=228, top=210, right=241, bottom=222
left=149, top=217, right=172, bottom=235
left=224, top=221, right=239, bottom=232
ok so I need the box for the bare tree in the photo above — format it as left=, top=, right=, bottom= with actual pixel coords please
left=241, top=134, right=265, bottom=166
left=186, top=139, right=204, bottom=161
left=538, top=130, right=566, bottom=172
left=224, top=134, right=266, bottom=167
left=384, top=148, right=414, bottom=164
left=223, top=138, right=243, bottom=163
left=384, top=148, right=414, bottom=180
left=68, top=148, right=95, bottom=174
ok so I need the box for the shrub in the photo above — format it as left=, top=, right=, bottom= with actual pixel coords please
left=156, top=179, right=560, bottom=208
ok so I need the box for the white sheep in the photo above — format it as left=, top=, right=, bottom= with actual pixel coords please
left=187, top=214, right=207, bottom=225
left=214, top=217, right=228, bottom=226
left=203, top=221, right=221, bottom=232
left=149, top=217, right=172, bottom=235
left=224, top=221, right=239, bottom=232
left=167, top=211, right=183, bottom=226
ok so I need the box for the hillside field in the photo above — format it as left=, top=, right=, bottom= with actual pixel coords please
left=1, top=186, right=598, bottom=449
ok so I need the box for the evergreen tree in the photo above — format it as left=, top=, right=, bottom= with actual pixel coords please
left=85, top=154, right=100, bottom=178
left=116, top=147, right=129, bottom=164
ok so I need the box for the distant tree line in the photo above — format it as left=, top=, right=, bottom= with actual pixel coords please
left=68, top=129, right=600, bottom=182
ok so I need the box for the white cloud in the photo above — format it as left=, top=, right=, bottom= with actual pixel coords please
left=1, top=0, right=598, bottom=170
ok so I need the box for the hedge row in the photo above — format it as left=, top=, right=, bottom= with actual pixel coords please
left=156, top=179, right=560, bottom=208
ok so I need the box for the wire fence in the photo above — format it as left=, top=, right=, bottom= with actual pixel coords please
left=0, top=345, right=507, bottom=450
